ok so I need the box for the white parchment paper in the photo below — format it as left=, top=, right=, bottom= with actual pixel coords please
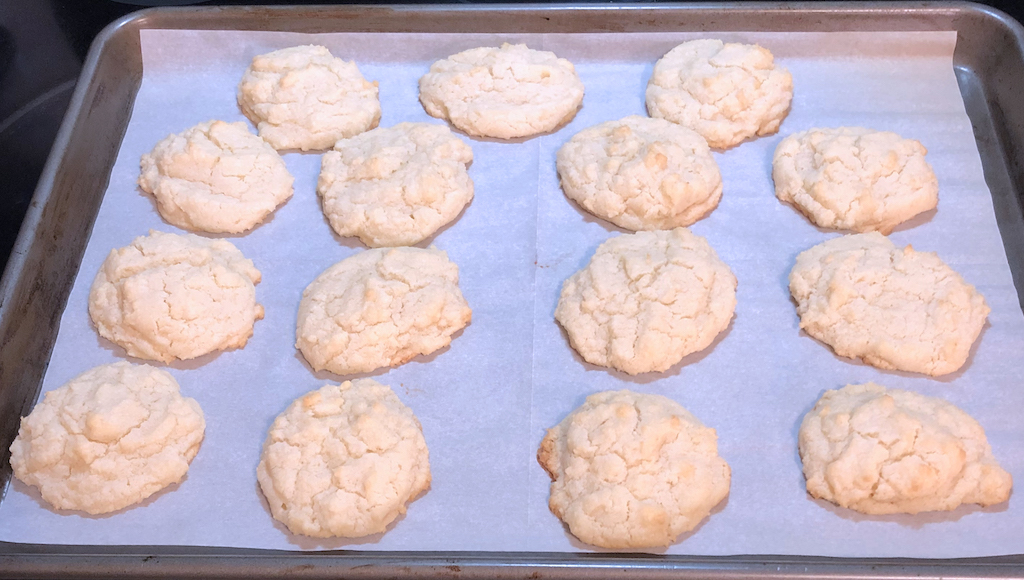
left=2, top=29, right=1024, bottom=557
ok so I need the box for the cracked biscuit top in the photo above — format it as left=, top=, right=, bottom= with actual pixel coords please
left=237, top=45, right=380, bottom=151
left=9, top=361, right=205, bottom=514
left=773, top=127, right=939, bottom=234
left=257, top=379, right=431, bottom=538
left=557, top=115, right=722, bottom=231
left=418, top=43, right=584, bottom=139
left=538, top=390, right=730, bottom=549
left=88, top=230, right=264, bottom=363
left=789, top=233, right=989, bottom=376
left=646, top=39, right=792, bottom=149
left=799, top=382, right=1012, bottom=515
left=295, top=247, right=472, bottom=376
left=139, top=120, right=294, bottom=234
left=318, top=122, right=474, bottom=247
left=555, top=228, right=736, bottom=375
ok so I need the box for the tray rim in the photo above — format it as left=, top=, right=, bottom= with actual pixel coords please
left=2, top=2, right=1024, bottom=578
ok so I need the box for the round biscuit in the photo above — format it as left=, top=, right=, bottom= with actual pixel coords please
left=646, top=39, right=792, bottom=149
left=538, top=390, right=730, bottom=549
left=9, top=361, right=205, bottom=515
left=295, top=247, right=472, bottom=375
left=799, top=382, right=1012, bottom=515
left=238, top=45, right=380, bottom=151
left=318, top=122, right=474, bottom=247
left=557, top=115, right=722, bottom=230
left=257, top=379, right=431, bottom=538
left=773, top=127, right=939, bottom=234
left=88, top=230, right=264, bottom=363
left=418, top=43, right=584, bottom=139
left=139, top=120, right=294, bottom=234
left=555, top=228, right=737, bottom=375
left=789, top=232, right=989, bottom=376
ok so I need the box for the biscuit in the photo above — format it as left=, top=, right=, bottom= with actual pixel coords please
left=789, top=233, right=989, bottom=376
left=646, top=39, right=793, bottom=149
left=9, top=361, right=205, bottom=515
left=139, top=120, right=294, bottom=234
left=237, top=45, right=380, bottom=151
left=556, top=115, right=722, bottom=231
left=555, top=228, right=736, bottom=375
left=88, top=230, right=264, bottom=363
left=257, top=379, right=430, bottom=538
left=773, top=127, right=939, bottom=234
left=418, top=43, right=584, bottom=139
left=318, top=122, right=474, bottom=247
left=799, top=382, right=1012, bottom=515
left=296, top=247, right=471, bottom=375
left=538, top=390, right=730, bottom=549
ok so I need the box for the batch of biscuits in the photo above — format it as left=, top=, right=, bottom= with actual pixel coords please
left=8, top=39, right=1012, bottom=549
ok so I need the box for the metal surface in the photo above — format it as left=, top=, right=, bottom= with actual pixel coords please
left=1, top=3, right=1024, bottom=578
left=0, top=2, right=142, bottom=509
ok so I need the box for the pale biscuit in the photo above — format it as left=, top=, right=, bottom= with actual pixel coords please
left=418, top=43, right=584, bottom=139
left=88, top=231, right=264, bottom=363
left=773, top=127, right=939, bottom=234
left=646, top=39, right=793, bottom=149
left=789, top=233, right=989, bottom=376
left=555, top=228, right=736, bottom=375
left=538, top=390, right=730, bottom=549
left=556, top=115, right=722, bottom=231
left=799, top=382, right=1012, bottom=515
left=139, top=120, right=294, bottom=234
left=296, top=247, right=471, bottom=375
left=318, top=122, right=474, bottom=247
left=238, top=45, right=380, bottom=151
left=9, top=361, right=205, bottom=515
left=257, top=379, right=430, bottom=538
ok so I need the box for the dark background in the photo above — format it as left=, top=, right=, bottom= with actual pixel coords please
left=2, top=0, right=1022, bottom=276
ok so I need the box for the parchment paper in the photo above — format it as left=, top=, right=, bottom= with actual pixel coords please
left=2, top=29, right=1023, bottom=558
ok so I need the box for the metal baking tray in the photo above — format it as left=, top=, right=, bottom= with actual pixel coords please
left=2, top=2, right=1024, bottom=577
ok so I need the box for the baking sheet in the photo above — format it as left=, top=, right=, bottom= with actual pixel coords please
left=2, top=29, right=1023, bottom=558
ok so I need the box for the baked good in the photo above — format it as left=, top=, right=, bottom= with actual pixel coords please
left=538, top=389, right=730, bottom=549
left=8, top=361, right=205, bottom=514
left=556, top=115, right=722, bottom=230
left=257, top=379, right=430, bottom=537
left=555, top=228, right=736, bottom=375
left=646, top=39, right=792, bottom=149
left=88, top=230, right=264, bottom=363
left=139, top=120, right=294, bottom=234
left=295, top=247, right=471, bottom=375
left=789, top=232, right=989, bottom=376
left=799, top=382, right=1012, bottom=515
left=773, top=127, right=939, bottom=233
left=318, top=122, right=474, bottom=247
left=237, top=45, right=380, bottom=151
left=418, top=43, right=584, bottom=139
